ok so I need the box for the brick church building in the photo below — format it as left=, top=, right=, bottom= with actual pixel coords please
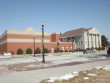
left=0, top=27, right=75, bottom=55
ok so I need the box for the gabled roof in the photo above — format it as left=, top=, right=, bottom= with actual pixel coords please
left=60, top=28, right=86, bottom=38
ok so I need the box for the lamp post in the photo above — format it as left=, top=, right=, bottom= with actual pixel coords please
left=42, top=22, right=45, bottom=63
left=33, top=35, right=35, bottom=57
left=72, top=37, right=74, bottom=53
left=57, top=41, right=59, bottom=52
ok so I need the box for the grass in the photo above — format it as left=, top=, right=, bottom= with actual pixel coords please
left=40, top=68, right=110, bottom=83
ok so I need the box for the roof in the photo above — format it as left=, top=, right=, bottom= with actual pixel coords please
left=60, top=28, right=86, bottom=38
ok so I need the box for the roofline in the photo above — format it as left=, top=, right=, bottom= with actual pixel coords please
left=0, top=30, right=7, bottom=39
left=60, top=34, right=84, bottom=38
left=51, top=32, right=60, bottom=35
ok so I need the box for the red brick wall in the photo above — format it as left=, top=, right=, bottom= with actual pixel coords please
left=0, top=43, right=7, bottom=54
left=7, top=34, right=51, bottom=40
left=51, top=33, right=60, bottom=42
left=0, top=33, right=75, bottom=55
left=0, top=35, right=7, bottom=42
left=59, top=43, right=75, bottom=51
left=6, top=42, right=75, bottom=55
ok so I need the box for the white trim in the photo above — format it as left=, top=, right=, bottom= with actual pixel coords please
left=7, top=38, right=50, bottom=43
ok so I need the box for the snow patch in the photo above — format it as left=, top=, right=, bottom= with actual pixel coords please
left=0, top=56, right=11, bottom=59
left=103, top=65, right=110, bottom=71
left=87, top=73, right=97, bottom=76
left=95, top=66, right=103, bottom=69
left=47, top=71, right=78, bottom=82
left=83, top=77, right=89, bottom=80
left=95, top=65, right=110, bottom=71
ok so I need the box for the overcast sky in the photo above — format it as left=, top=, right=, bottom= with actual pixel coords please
left=0, top=0, right=110, bottom=40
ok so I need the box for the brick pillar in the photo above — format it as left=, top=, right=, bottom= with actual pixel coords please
left=67, top=38, right=69, bottom=42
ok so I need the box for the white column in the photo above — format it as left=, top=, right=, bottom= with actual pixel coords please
left=95, top=34, right=97, bottom=47
left=92, top=34, right=95, bottom=48
left=90, top=34, right=91, bottom=48
left=87, top=33, right=89, bottom=48
left=91, top=34, right=93, bottom=48
left=99, top=35, right=102, bottom=47
left=98, top=34, right=100, bottom=48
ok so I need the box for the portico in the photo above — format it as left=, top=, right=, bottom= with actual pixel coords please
left=87, top=34, right=101, bottom=48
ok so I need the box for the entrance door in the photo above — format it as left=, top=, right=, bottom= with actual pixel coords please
left=52, top=48, right=54, bottom=53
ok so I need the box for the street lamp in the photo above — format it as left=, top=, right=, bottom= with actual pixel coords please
left=72, top=37, right=74, bottom=53
left=42, top=22, right=45, bottom=63
left=33, top=35, right=35, bottom=57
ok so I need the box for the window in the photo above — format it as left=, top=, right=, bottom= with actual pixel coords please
left=62, top=47, right=64, bottom=51
left=81, top=41, right=82, bottom=45
left=66, top=47, right=69, bottom=51
left=71, top=47, right=73, bottom=50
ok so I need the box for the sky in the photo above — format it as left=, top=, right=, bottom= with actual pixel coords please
left=0, top=0, right=110, bottom=40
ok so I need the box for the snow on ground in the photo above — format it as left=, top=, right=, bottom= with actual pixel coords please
left=47, top=71, right=79, bottom=82
left=95, top=65, right=110, bottom=71
left=87, top=73, right=97, bottom=76
left=24, top=57, right=90, bottom=68
left=0, top=56, right=12, bottom=59
left=52, top=58, right=89, bottom=64
left=0, top=58, right=38, bottom=65
left=83, top=77, right=89, bottom=80
left=0, top=52, right=107, bottom=66
left=47, top=65, right=110, bottom=82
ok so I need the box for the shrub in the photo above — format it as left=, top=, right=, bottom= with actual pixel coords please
left=98, top=47, right=101, bottom=50
left=35, top=47, right=41, bottom=54
left=99, top=47, right=101, bottom=50
left=102, top=46, right=105, bottom=50
left=60, top=50, right=63, bottom=52
left=44, top=48, right=48, bottom=53
left=80, top=49, right=85, bottom=51
left=91, top=47, right=94, bottom=49
left=75, top=49, right=79, bottom=51
left=65, top=50, right=68, bottom=52
left=26, top=48, right=32, bottom=54
left=95, top=47, right=98, bottom=50
left=69, top=50, right=72, bottom=52
left=17, top=48, right=23, bottom=55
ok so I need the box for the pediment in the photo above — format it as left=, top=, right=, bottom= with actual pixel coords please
left=88, top=27, right=100, bottom=34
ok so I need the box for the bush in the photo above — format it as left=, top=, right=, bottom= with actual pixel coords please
left=69, top=50, right=72, bottom=52
left=96, top=47, right=101, bottom=50
left=91, top=47, right=94, bottom=49
left=17, top=48, right=23, bottom=55
left=75, top=49, right=79, bottom=51
left=97, top=47, right=101, bottom=50
left=102, top=46, right=105, bottom=50
left=95, top=47, right=98, bottom=50
left=35, top=47, right=41, bottom=54
left=65, top=50, right=68, bottom=52
left=80, top=49, right=85, bottom=51
left=60, top=50, right=63, bottom=52
left=44, top=48, right=48, bottom=53
left=26, top=48, right=32, bottom=54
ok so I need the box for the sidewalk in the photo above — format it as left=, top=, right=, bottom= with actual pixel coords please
left=0, top=60, right=110, bottom=83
